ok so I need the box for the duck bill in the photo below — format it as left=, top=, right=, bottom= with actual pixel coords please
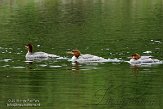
left=25, top=45, right=28, bottom=49
left=127, top=56, right=132, bottom=59
left=67, top=51, right=74, bottom=55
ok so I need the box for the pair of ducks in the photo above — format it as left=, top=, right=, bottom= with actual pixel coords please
left=25, top=44, right=160, bottom=64
left=25, top=44, right=106, bottom=62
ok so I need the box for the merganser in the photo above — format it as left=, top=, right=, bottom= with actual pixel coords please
left=129, top=53, right=161, bottom=65
left=25, top=44, right=59, bottom=60
left=67, top=49, right=120, bottom=63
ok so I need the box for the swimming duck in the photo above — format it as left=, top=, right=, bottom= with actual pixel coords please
left=25, top=44, right=59, bottom=60
left=67, top=49, right=120, bottom=63
left=129, top=53, right=160, bottom=65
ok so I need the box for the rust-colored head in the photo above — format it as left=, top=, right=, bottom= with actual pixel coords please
left=67, top=49, right=81, bottom=58
left=131, top=53, right=141, bottom=60
left=25, top=43, right=33, bottom=53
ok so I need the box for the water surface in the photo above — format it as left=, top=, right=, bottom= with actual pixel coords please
left=0, top=0, right=163, bottom=109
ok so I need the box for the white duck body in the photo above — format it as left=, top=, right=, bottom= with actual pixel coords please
left=70, top=54, right=121, bottom=63
left=25, top=44, right=60, bottom=61
left=129, top=56, right=161, bottom=65
left=26, top=51, right=59, bottom=61
left=70, top=54, right=107, bottom=63
left=26, top=51, right=59, bottom=59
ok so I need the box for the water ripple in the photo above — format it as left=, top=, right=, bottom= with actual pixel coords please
left=0, top=59, right=12, bottom=62
left=49, top=65, right=62, bottom=68
left=12, top=66, right=25, bottom=69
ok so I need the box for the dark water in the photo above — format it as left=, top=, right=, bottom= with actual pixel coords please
left=0, top=0, right=163, bottom=109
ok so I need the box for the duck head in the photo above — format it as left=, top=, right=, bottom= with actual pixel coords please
left=25, top=44, right=33, bottom=53
left=131, top=53, right=141, bottom=60
left=67, top=49, right=81, bottom=58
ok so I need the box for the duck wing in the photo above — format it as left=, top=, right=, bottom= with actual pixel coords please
left=47, top=54, right=60, bottom=58
left=79, top=54, right=106, bottom=62
left=32, top=52, right=49, bottom=58
left=141, top=56, right=153, bottom=60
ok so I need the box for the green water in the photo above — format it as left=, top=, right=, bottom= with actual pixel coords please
left=0, top=0, right=163, bottom=109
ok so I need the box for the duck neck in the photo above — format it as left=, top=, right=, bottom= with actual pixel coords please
left=27, top=51, right=32, bottom=54
left=29, top=47, right=32, bottom=53
left=27, top=46, right=33, bottom=54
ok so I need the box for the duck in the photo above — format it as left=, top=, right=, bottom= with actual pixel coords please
left=129, top=53, right=161, bottom=65
left=25, top=44, right=59, bottom=60
left=67, top=49, right=120, bottom=63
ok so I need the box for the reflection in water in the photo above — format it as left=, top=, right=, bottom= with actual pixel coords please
left=130, top=65, right=140, bottom=76
left=70, top=61, right=100, bottom=71
left=25, top=61, right=34, bottom=70
left=94, top=74, right=159, bottom=108
left=0, top=0, right=163, bottom=109
left=71, top=62, right=80, bottom=71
